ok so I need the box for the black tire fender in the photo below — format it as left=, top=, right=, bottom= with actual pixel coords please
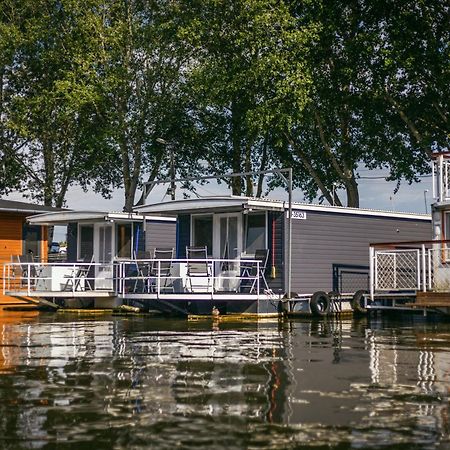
left=310, top=291, right=331, bottom=316
left=351, top=290, right=368, bottom=314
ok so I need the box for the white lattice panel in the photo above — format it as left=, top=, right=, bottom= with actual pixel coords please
left=375, top=250, right=419, bottom=290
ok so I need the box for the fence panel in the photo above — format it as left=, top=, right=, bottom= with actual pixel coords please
left=375, top=250, right=420, bottom=291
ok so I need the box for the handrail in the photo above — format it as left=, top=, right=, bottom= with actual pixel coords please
left=2, top=261, right=114, bottom=294
left=116, top=257, right=262, bottom=298
left=370, top=239, right=449, bottom=248
left=2, top=258, right=265, bottom=298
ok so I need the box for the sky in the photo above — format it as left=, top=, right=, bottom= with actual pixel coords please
left=5, top=167, right=433, bottom=241
left=57, top=168, right=434, bottom=214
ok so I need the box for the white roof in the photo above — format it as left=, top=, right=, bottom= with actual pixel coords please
left=28, top=210, right=175, bottom=225
left=134, top=195, right=431, bottom=221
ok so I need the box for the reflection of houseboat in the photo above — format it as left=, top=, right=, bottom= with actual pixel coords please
left=368, top=153, right=450, bottom=315
left=1, top=196, right=431, bottom=316
left=0, top=199, right=62, bottom=307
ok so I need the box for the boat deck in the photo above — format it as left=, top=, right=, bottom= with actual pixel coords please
left=5, top=290, right=116, bottom=298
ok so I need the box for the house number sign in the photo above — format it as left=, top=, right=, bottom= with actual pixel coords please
left=288, top=210, right=307, bottom=220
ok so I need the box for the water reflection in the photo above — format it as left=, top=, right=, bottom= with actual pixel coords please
left=0, top=313, right=448, bottom=448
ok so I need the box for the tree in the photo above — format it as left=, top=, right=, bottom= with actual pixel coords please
left=177, top=0, right=315, bottom=195
left=274, top=0, right=448, bottom=207
left=0, top=0, right=118, bottom=207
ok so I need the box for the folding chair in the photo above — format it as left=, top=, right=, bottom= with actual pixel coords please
left=63, top=256, right=94, bottom=291
left=240, top=249, right=269, bottom=293
left=10, top=255, right=32, bottom=288
left=186, top=246, right=211, bottom=292
left=149, top=248, right=174, bottom=292
left=132, top=250, right=151, bottom=293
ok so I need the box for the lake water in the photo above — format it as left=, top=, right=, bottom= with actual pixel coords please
left=0, top=312, right=449, bottom=449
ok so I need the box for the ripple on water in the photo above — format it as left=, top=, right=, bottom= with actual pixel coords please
left=0, top=315, right=448, bottom=449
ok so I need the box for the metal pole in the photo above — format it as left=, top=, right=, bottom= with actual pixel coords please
left=369, top=246, right=375, bottom=300
left=423, top=190, right=428, bottom=214
left=170, top=149, right=175, bottom=201
left=139, top=167, right=294, bottom=298
left=287, top=168, right=292, bottom=299
left=421, top=244, right=426, bottom=292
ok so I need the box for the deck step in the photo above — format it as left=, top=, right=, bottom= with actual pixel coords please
left=415, top=292, right=450, bottom=307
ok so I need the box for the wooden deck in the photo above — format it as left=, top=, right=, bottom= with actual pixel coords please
left=415, top=292, right=450, bottom=308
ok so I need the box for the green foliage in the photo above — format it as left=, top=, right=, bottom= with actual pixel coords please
left=1, top=0, right=447, bottom=208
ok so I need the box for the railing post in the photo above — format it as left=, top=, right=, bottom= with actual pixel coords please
left=428, top=249, right=432, bottom=290
left=157, top=260, right=161, bottom=297
left=27, top=263, right=30, bottom=296
left=369, top=247, right=375, bottom=300
left=257, top=261, right=260, bottom=298
left=445, top=158, right=449, bottom=199
left=393, top=253, right=397, bottom=289
left=211, top=259, right=214, bottom=300
left=416, top=250, right=421, bottom=290
left=122, top=263, right=125, bottom=294
left=421, top=244, right=426, bottom=292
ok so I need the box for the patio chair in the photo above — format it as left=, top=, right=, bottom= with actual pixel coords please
left=148, top=248, right=174, bottom=292
left=240, top=249, right=269, bottom=293
left=10, top=254, right=35, bottom=288
left=62, top=255, right=94, bottom=291
left=186, top=246, right=211, bottom=292
left=132, top=250, right=152, bottom=293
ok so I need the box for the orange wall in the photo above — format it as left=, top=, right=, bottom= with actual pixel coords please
left=0, top=213, right=48, bottom=306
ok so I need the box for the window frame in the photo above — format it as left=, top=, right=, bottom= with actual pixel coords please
left=190, top=214, right=214, bottom=257
left=243, top=211, right=268, bottom=256
left=115, top=222, right=134, bottom=260
left=77, top=223, right=94, bottom=262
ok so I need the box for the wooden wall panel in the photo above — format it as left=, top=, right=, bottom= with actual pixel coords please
left=0, top=215, right=50, bottom=306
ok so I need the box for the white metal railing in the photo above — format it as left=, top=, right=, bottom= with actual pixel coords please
left=2, top=262, right=114, bottom=296
left=432, top=153, right=450, bottom=202
left=2, top=258, right=266, bottom=299
left=115, top=258, right=262, bottom=298
left=370, top=241, right=450, bottom=298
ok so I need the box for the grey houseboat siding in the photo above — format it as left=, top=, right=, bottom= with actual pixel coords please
left=175, top=208, right=430, bottom=296
left=145, top=220, right=177, bottom=255
left=288, top=211, right=431, bottom=295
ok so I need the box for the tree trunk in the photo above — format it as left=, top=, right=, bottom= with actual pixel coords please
left=285, top=132, right=342, bottom=206
left=244, top=141, right=253, bottom=196
left=344, top=177, right=359, bottom=208
left=256, top=134, right=268, bottom=198
left=42, top=139, right=55, bottom=206
left=231, top=100, right=242, bottom=195
left=135, top=147, right=165, bottom=205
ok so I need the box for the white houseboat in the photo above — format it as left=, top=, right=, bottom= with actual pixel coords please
left=2, top=210, right=175, bottom=309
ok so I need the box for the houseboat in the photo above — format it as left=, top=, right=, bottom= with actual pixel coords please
left=0, top=199, right=62, bottom=308
left=130, top=195, right=430, bottom=317
left=2, top=210, right=175, bottom=309
left=366, top=152, right=450, bottom=315
left=2, top=194, right=431, bottom=317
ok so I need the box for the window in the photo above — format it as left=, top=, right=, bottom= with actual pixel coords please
left=245, top=213, right=266, bottom=254
left=23, top=225, right=40, bottom=259
left=192, top=215, right=213, bottom=255
left=78, top=225, right=94, bottom=261
left=117, top=223, right=132, bottom=258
